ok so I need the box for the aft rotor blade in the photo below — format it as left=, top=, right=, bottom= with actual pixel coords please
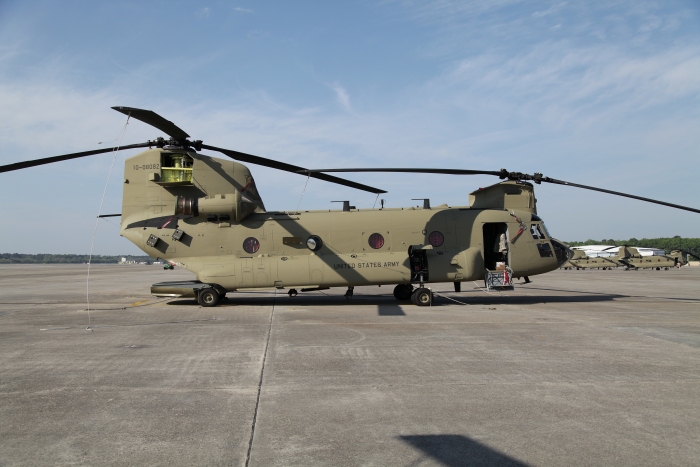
left=112, top=106, right=190, bottom=140
left=541, top=177, right=700, bottom=214
left=301, top=168, right=504, bottom=176
left=201, top=144, right=386, bottom=194
left=0, top=142, right=152, bottom=173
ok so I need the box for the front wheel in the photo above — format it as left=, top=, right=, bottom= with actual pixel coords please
left=198, top=288, right=220, bottom=307
left=393, top=284, right=413, bottom=301
left=411, top=287, right=432, bottom=306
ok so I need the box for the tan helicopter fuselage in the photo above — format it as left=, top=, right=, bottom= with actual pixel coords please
left=120, top=148, right=567, bottom=292
left=616, top=246, right=679, bottom=269
left=563, top=249, right=619, bottom=269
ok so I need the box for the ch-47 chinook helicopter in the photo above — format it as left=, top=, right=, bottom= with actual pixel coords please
left=616, top=246, right=685, bottom=270
left=3, top=107, right=700, bottom=307
left=562, top=248, right=619, bottom=270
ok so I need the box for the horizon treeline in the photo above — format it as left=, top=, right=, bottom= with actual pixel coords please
left=0, top=254, right=154, bottom=264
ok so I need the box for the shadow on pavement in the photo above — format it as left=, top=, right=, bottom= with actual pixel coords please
left=377, top=304, right=407, bottom=316
left=166, top=292, right=622, bottom=308
left=400, top=434, right=531, bottom=467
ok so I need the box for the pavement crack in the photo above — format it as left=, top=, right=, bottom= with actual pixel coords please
left=245, top=290, right=276, bottom=467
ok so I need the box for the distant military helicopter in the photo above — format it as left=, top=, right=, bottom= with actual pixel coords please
left=2, top=107, right=699, bottom=307
left=562, top=248, right=619, bottom=270
left=616, top=246, right=682, bottom=270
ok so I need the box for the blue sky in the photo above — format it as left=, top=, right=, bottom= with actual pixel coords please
left=1, top=1, right=699, bottom=254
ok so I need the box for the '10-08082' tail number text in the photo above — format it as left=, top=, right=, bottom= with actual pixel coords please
left=133, top=164, right=160, bottom=170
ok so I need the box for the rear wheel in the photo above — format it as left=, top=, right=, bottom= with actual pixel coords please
left=393, top=284, right=413, bottom=301
left=198, top=288, right=220, bottom=307
left=411, top=287, right=432, bottom=306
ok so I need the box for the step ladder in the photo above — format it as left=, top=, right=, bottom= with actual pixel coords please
left=485, top=267, right=514, bottom=291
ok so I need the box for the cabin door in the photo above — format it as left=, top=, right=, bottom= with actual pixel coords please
left=482, top=223, right=509, bottom=270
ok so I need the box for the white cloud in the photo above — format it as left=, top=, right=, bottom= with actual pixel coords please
left=329, top=82, right=353, bottom=112
left=196, top=7, right=210, bottom=18
left=532, top=2, right=567, bottom=18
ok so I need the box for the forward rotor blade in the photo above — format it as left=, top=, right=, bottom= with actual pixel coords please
left=0, top=142, right=152, bottom=174
left=201, top=144, right=386, bottom=194
left=682, top=250, right=700, bottom=261
left=540, top=177, right=700, bottom=214
left=112, top=106, right=190, bottom=140
left=305, top=167, right=700, bottom=214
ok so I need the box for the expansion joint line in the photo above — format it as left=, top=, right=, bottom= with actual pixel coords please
left=245, top=291, right=276, bottom=467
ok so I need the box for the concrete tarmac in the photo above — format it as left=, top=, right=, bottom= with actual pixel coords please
left=0, top=264, right=699, bottom=466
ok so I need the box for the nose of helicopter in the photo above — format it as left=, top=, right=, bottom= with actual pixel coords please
left=550, top=239, right=572, bottom=268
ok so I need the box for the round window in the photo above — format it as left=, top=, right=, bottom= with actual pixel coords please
left=306, top=235, right=323, bottom=251
left=243, top=237, right=260, bottom=254
left=428, top=231, right=444, bottom=247
left=368, top=233, right=385, bottom=249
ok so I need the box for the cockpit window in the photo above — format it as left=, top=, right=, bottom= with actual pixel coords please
left=541, top=223, right=552, bottom=238
left=530, top=224, right=547, bottom=239
left=530, top=225, right=539, bottom=239
left=536, top=224, right=546, bottom=239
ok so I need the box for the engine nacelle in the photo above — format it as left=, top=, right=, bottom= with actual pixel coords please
left=175, top=192, right=257, bottom=222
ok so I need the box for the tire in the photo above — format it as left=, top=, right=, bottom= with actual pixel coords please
left=198, top=288, right=220, bottom=307
left=411, top=287, right=432, bottom=306
left=393, top=284, right=413, bottom=301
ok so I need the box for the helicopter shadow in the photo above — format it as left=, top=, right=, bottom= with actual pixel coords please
left=400, top=434, right=531, bottom=467
left=164, top=291, right=621, bottom=310
left=165, top=294, right=408, bottom=311
left=431, top=292, right=623, bottom=306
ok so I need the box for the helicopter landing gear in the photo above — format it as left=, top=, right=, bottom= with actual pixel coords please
left=344, top=286, right=354, bottom=299
left=288, top=289, right=298, bottom=297
left=393, top=284, right=413, bottom=301
left=198, top=288, right=219, bottom=307
left=411, top=287, right=432, bottom=306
